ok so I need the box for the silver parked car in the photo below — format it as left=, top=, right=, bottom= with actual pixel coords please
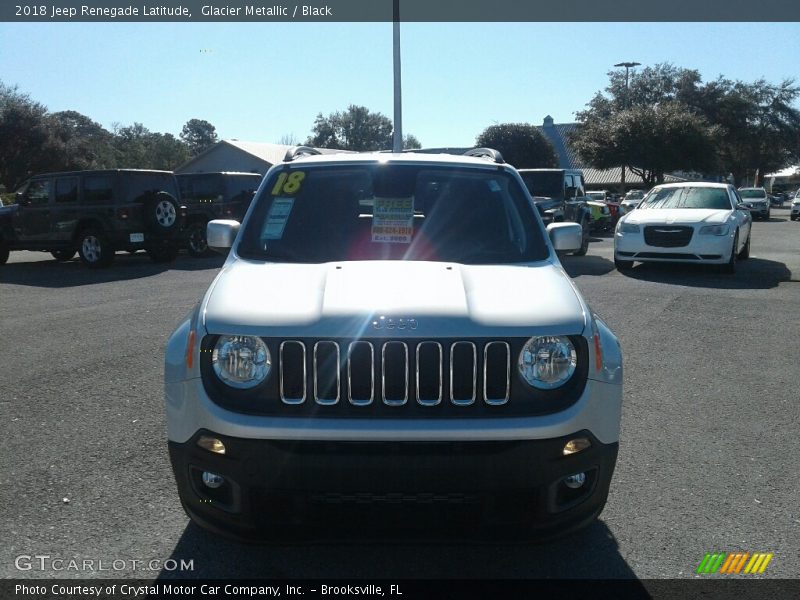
left=738, top=187, right=771, bottom=220
left=164, top=147, right=623, bottom=540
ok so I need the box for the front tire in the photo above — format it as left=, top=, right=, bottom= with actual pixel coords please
left=720, top=231, right=738, bottom=274
left=615, top=257, right=633, bottom=271
left=0, top=241, right=9, bottom=265
left=186, top=221, right=211, bottom=257
left=77, top=229, right=114, bottom=269
left=572, top=218, right=590, bottom=256
left=147, top=242, right=179, bottom=264
left=738, top=231, right=750, bottom=259
left=51, top=249, right=76, bottom=262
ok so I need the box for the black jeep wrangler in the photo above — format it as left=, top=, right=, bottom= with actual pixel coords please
left=518, top=169, right=592, bottom=256
left=176, top=172, right=262, bottom=257
left=0, top=169, right=183, bottom=268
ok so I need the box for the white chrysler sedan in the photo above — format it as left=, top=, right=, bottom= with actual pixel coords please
left=614, top=182, right=752, bottom=274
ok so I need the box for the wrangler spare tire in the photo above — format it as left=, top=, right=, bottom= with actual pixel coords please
left=144, top=192, right=179, bottom=235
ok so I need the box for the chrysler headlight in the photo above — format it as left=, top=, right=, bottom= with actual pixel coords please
left=518, top=336, right=577, bottom=390
left=212, top=335, right=271, bottom=389
left=618, top=221, right=640, bottom=233
left=699, top=224, right=730, bottom=236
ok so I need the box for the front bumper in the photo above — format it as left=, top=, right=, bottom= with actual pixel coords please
left=615, top=229, right=732, bottom=264
left=744, top=204, right=769, bottom=217
left=169, top=429, right=618, bottom=541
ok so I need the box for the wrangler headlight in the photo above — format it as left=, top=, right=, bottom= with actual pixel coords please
left=699, top=224, right=730, bottom=236
left=518, top=336, right=577, bottom=390
left=212, top=335, right=271, bottom=389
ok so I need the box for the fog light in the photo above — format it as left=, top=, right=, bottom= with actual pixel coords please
left=202, top=471, right=225, bottom=489
left=563, top=437, right=591, bottom=456
left=197, top=436, right=226, bottom=455
left=564, top=472, right=587, bottom=489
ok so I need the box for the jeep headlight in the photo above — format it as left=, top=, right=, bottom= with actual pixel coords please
left=699, top=224, right=730, bottom=236
left=618, top=221, right=640, bottom=233
left=518, top=336, right=577, bottom=390
left=212, top=335, right=271, bottom=389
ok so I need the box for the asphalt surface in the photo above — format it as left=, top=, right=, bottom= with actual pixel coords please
left=2, top=208, right=799, bottom=581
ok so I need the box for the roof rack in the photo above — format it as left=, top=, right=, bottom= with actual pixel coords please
left=463, top=148, right=505, bottom=164
left=283, top=146, right=322, bottom=162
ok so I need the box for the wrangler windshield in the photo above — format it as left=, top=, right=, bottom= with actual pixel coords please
left=519, top=171, right=564, bottom=200
left=238, top=164, right=548, bottom=264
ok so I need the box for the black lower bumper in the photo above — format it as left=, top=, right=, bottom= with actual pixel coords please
left=169, top=430, right=618, bottom=542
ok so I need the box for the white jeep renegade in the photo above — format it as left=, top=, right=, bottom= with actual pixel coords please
left=164, top=147, right=623, bottom=540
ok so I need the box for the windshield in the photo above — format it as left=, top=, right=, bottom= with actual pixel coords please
left=587, top=192, right=605, bottom=200
left=238, top=165, right=549, bottom=264
left=739, top=189, right=766, bottom=199
left=519, top=171, right=564, bottom=199
left=640, top=187, right=733, bottom=210
left=625, top=191, right=643, bottom=200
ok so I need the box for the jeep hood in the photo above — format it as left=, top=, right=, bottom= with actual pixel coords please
left=202, top=260, right=587, bottom=338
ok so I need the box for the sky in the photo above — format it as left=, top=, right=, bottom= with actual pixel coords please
left=1, top=21, right=799, bottom=148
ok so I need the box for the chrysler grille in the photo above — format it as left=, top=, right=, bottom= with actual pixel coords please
left=643, top=225, right=694, bottom=247
left=278, top=340, right=511, bottom=407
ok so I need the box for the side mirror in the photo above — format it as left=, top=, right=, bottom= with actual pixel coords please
left=547, top=222, right=582, bottom=252
left=16, top=192, right=28, bottom=205
left=207, top=219, right=240, bottom=253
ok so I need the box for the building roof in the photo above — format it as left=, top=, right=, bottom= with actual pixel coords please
left=537, top=117, right=683, bottom=188
left=175, top=140, right=349, bottom=174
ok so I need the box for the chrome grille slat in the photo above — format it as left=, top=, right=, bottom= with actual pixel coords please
left=279, top=339, right=510, bottom=409
left=416, top=341, right=443, bottom=406
left=313, top=341, right=340, bottom=405
left=279, top=340, right=307, bottom=405
left=483, top=341, right=511, bottom=405
left=347, top=341, right=374, bottom=406
left=450, top=341, right=477, bottom=406
left=381, top=341, right=409, bottom=406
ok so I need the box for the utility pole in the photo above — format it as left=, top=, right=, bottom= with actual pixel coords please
left=392, top=0, right=403, bottom=153
left=614, top=61, right=640, bottom=195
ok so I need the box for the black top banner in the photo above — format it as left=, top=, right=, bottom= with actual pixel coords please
left=2, top=0, right=800, bottom=22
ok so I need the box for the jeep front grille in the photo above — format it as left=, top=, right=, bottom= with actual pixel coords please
left=278, top=339, right=509, bottom=407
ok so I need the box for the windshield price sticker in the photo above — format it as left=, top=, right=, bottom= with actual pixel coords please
left=261, top=197, right=294, bottom=240
left=372, top=197, right=414, bottom=243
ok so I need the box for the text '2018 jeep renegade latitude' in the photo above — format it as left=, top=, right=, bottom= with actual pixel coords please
left=164, top=148, right=623, bottom=540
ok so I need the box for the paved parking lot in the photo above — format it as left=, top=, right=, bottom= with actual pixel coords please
left=2, top=208, right=798, bottom=580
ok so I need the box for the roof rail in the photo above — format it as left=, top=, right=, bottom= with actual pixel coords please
left=463, top=148, right=505, bottom=164
left=283, top=146, right=322, bottom=162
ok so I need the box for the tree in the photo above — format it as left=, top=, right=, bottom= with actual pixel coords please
left=573, top=103, right=719, bottom=187
left=0, top=81, right=60, bottom=190
left=698, top=78, right=800, bottom=186
left=113, top=123, right=189, bottom=170
left=576, top=63, right=800, bottom=187
left=403, top=134, right=422, bottom=149
left=180, top=118, right=218, bottom=156
left=306, top=105, right=418, bottom=151
left=474, top=123, right=558, bottom=168
left=50, top=110, right=115, bottom=171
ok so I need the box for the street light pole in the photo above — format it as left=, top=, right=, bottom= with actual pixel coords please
left=392, top=0, right=403, bottom=153
left=613, top=61, right=640, bottom=196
